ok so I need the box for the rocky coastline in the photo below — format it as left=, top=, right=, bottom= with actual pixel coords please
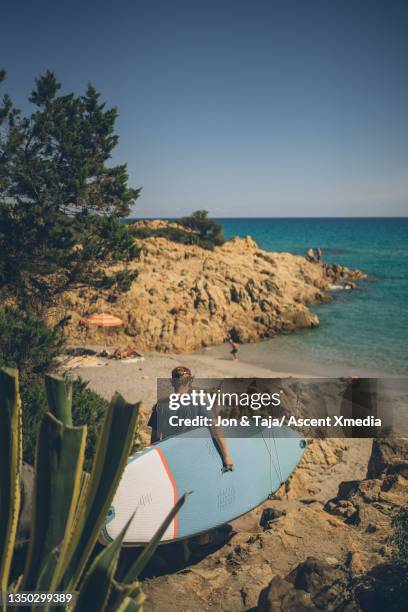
left=62, top=224, right=364, bottom=351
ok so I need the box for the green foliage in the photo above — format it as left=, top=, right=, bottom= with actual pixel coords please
left=392, top=507, right=408, bottom=567
left=179, top=210, right=225, bottom=248
left=0, top=69, right=141, bottom=311
left=0, top=368, right=21, bottom=596
left=128, top=224, right=198, bottom=245
left=0, top=307, right=75, bottom=467
left=21, top=376, right=108, bottom=471
left=128, top=210, right=225, bottom=250
left=0, top=308, right=110, bottom=471
left=72, top=379, right=109, bottom=472
left=0, top=306, right=65, bottom=383
left=20, top=376, right=46, bottom=468
left=1, top=368, right=164, bottom=611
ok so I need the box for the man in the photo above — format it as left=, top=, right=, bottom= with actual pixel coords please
left=148, top=366, right=234, bottom=558
left=306, top=247, right=316, bottom=262
left=228, top=338, right=239, bottom=361
left=148, top=366, right=234, bottom=562
left=149, top=366, right=234, bottom=470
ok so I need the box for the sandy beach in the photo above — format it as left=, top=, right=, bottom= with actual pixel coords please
left=70, top=349, right=302, bottom=451
left=71, top=349, right=305, bottom=420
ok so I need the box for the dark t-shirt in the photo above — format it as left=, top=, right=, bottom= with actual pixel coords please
left=148, top=396, right=213, bottom=440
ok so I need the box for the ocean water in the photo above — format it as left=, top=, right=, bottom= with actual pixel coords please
left=216, top=218, right=408, bottom=376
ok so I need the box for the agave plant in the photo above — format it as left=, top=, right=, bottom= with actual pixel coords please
left=0, top=368, right=187, bottom=611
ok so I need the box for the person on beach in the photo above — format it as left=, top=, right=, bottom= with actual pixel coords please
left=228, top=338, right=239, bottom=361
left=148, top=366, right=234, bottom=468
left=316, top=247, right=322, bottom=262
left=306, top=247, right=316, bottom=262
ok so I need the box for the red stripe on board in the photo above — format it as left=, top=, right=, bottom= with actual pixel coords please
left=156, top=447, right=179, bottom=539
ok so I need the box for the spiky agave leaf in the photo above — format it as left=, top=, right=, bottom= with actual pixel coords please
left=44, top=374, right=73, bottom=426
left=59, top=394, right=140, bottom=591
left=21, top=413, right=87, bottom=592
left=114, top=596, right=144, bottom=612
left=112, top=494, right=190, bottom=610
left=0, top=368, right=22, bottom=600
left=74, top=514, right=134, bottom=612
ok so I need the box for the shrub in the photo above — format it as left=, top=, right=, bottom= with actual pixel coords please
left=179, top=210, right=225, bottom=248
left=22, top=376, right=109, bottom=471
left=127, top=210, right=226, bottom=250
left=72, top=379, right=110, bottom=471
left=1, top=368, right=164, bottom=610
left=0, top=307, right=109, bottom=470
left=128, top=224, right=198, bottom=246
left=0, top=306, right=65, bottom=383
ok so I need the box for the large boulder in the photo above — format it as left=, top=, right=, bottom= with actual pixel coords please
left=325, top=440, right=408, bottom=533
left=258, top=557, right=357, bottom=612
left=258, top=575, right=317, bottom=611
left=366, top=438, right=408, bottom=479
left=259, top=507, right=286, bottom=530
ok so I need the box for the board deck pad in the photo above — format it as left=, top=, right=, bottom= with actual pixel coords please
left=100, top=425, right=306, bottom=545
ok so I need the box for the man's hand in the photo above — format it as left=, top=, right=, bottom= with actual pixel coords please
left=223, top=454, right=234, bottom=471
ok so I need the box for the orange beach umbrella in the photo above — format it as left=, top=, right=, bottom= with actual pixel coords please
left=83, top=313, right=123, bottom=351
left=84, top=313, right=123, bottom=328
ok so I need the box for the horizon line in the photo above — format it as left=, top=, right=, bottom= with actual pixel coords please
left=126, top=215, right=408, bottom=220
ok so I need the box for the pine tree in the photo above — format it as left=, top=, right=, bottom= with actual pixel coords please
left=0, top=69, right=141, bottom=312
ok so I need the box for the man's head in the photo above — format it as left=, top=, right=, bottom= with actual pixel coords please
left=171, top=366, right=193, bottom=392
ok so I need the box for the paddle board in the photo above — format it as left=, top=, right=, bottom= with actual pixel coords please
left=100, top=425, right=306, bottom=545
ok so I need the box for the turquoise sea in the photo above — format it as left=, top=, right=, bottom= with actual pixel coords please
left=216, top=218, right=408, bottom=376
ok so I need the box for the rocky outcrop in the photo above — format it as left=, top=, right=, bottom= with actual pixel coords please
left=325, top=438, right=408, bottom=532
left=366, top=438, right=408, bottom=479
left=257, top=439, right=408, bottom=612
left=62, top=232, right=363, bottom=352
left=142, top=438, right=406, bottom=611
left=258, top=557, right=357, bottom=612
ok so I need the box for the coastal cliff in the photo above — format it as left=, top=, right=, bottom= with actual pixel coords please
left=62, top=225, right=364, bottom=350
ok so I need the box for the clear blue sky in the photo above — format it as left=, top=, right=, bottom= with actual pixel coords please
left=1, top=0, right=407, bottom=217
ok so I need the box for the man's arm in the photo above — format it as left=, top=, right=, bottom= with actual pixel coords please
left=210, top=424, right=234, bottom=470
